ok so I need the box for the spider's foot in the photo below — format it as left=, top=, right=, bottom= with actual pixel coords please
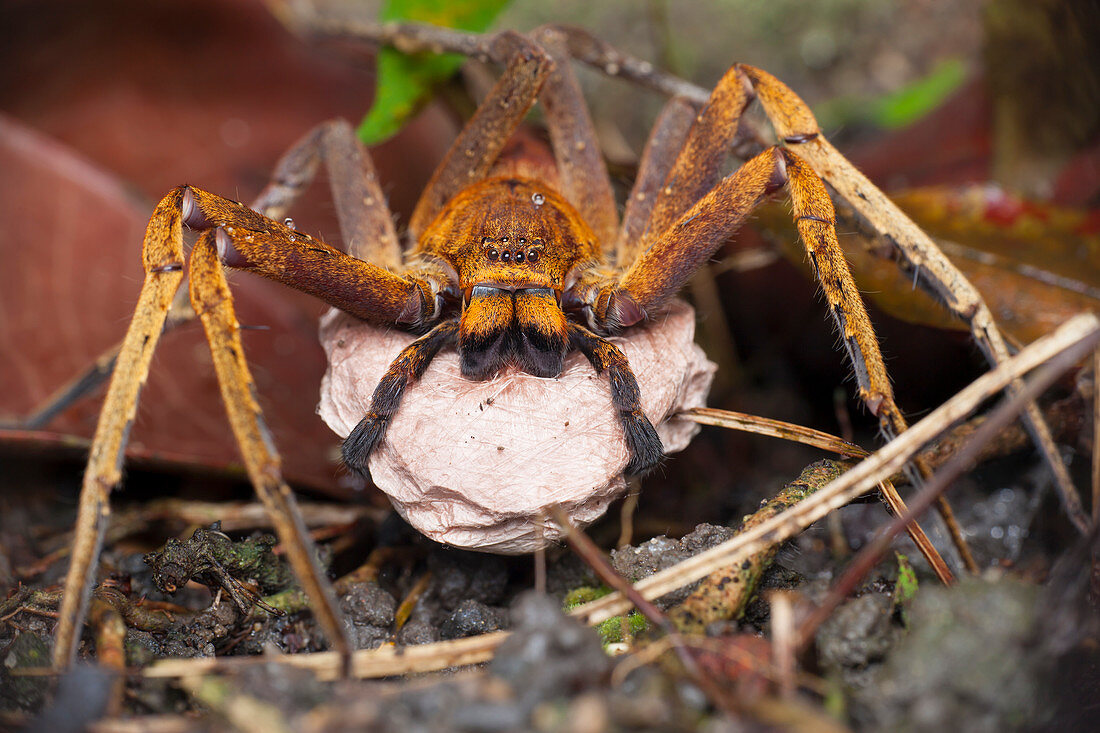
left=622, top=411, right=664, bottom=477
left=342, top=415, right=387, bottom=477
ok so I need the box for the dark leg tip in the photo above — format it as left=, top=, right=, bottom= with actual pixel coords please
left=622, top=412, right=664, bottom=477
left=342, top=415, right=386, bottom=477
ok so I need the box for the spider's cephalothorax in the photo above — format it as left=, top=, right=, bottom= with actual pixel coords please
left=342, top=174, right=665, bottom=477
left=432, top=177, right=595, bottom=380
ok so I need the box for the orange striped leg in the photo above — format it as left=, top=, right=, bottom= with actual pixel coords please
left=188, top=231, right=350, bottom=657
left=615, top=96, right=696, bottom=266
left=54, top=188, right=359, bottom=667
left=254, top=118, right=403, bottom=268
left=53, top=190, right=188, bottom=668
left=531, top=26, right=620, bottom=248
left=408, top=31, right=552, bottom=243
left=182, top=186, right=443, bottom=327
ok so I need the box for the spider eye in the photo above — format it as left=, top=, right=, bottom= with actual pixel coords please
left=487, top=248, right=499, bottom=261
left=500, top=251, right=511, bottom=262
left=514, top=251, right=525, bottom=263
left=527, top=250, right=539, bottom=263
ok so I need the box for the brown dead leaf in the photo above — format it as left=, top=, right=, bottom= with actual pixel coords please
left=826, top=185, right=1099, bottom=346
left=758, top=183, right=1100, bottom=348
left=0, top=114, right=341, bottom=492
left=0, top=0, right=457, bottom=494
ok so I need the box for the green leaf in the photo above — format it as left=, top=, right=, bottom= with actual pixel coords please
left=358, top=0, right=513, bottom=145
left=813, top=58, right=968, bottom=132
left=892, top=552, right=919, bottom=626
left=871, top=58, right=968, bottom=129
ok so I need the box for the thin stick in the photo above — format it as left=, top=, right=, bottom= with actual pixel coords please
left=795, top=332, right=1099, bottom=650
left=681, top=407, right=954, bottom=583
left=533, top=516, right=547, bottom=595
left=143, top=631, right=510, bottom=680
left=180, top=675, right=294, bottom=733
left=548, top=505, right=676, bottom=636
left=393, top=572, right=431, bottom=632
left=769, top=592, right=796, bottom=699
left=617, top=490, right=640, bottom=548
left=571, top=313, right=1099, bottom=626
left=681, top=407, right=868, bottom=458
left=549, top=504, right=736, bottom=714
left=875, top=479, right=953, bottom=584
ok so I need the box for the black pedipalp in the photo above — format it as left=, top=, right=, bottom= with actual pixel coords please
left=343, top=320, right=459, bottom=475
left=569, top=324, right=663, bottom=476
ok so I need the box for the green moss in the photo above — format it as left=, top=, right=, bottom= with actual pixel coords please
left=562, top=585, right=611, bottom=611
left=596, top=611, right=648, bottom=645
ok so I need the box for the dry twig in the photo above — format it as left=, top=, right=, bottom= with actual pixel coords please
left=572, top=313, right=1099, bottom=626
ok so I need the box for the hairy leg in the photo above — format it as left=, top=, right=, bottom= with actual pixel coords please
left=53, top=191, right=188, bottom=667
left=189, top=233, right=347, bottom=653
left=531, top=26, right=619, bottom=249
left=408, top=32, right=552, bottom=243
left=21, top=118, right=412, bottom=429
left=742, top=63, right=1086, bottom=533
left=567, top=65, right=754, bottom=331
left=343, top=321, right=460, bottom=475
left=304, top=18, right=623, bottom=251
left=634, top=67, right=751, bottom=257
left=55, top=187, right=381, bottom=667
left=568, top=323, right=664, bottom=476
left=183, top=186, right=440, bottom=327
left=615, top=96, right=696, bottom=266
left=255, top=118, right=403, bottom=268
left=610, top=147, right=957, bottom=581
